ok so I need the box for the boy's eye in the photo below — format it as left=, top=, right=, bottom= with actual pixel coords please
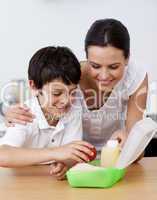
left=52, top=92, right=62, bottom=96
left=70, top=90, right=77, bottom=97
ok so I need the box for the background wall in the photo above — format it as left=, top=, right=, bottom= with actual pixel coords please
left=0, top=0, right=157, bottom=107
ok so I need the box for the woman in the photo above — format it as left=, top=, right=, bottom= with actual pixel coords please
left=4, top=19, right=148, bottom=154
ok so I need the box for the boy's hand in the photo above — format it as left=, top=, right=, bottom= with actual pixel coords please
left=53, top=141, right=95, bottom=163
left=110, top=129, right=128, bottom=149
left=5, top=104, right=35, bottom=126
left=50, top=162, right=68, bottom=180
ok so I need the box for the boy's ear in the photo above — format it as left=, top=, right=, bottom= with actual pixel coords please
left=29, top=80, right=36, bottom=90
left=29, top=80, right=39, bottom=96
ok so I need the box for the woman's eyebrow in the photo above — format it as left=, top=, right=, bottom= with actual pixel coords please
left=108, top=62, right=121, bottom=67
left=89, top=61, right=101, bottom=66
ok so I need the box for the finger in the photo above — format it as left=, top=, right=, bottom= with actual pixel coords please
left=74, top=141, right=94, bottom=148
left=56, top=172, right=67, bottom=180
left=13, top=115, right=34, bottom=123
left=4, top=120, right=14, bottom=127
left=72, top=149, right=90, bottom=162
left=50, top=163, right=64, bottom=174
left=116, top=137, right=122, bottom=144
left=70, top=154, right=85, bottom=163
left=7, top=118, right=27, bottom=125
left=110, top=134, right=121, bottom=142
left=7, top=108, right=35, bottom=119
left=72, top=144, right=94, bottom=157
left=19, top=104, right=30, bottom=111
left=57, top=175, right=66, bottom=181
left=56, top=169, right=68, bottom=180
left=7, top=113, right=34, bottom=123
left=55, top=166, right=68, bottom=178
left=19, top=107, right=35, bottom=118
left=53, top=163, right=65, bottom=174
left=49, top=163, right=57, bottom=174
left=10, top=104, right=30, bottom=111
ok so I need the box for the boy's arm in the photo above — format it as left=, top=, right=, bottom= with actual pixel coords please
left=0, top=125, right=57, bottom=167
left=0, top=141, right=94, bottom=168
left=0, top=145, right=57, bottom=168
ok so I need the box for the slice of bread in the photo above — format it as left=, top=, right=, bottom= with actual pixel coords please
left=70, top=163, right=104, bottom=172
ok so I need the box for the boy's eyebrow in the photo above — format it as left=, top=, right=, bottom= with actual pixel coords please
left=51, top=86, right=77, bottom=92
left=69, top=86, right=77, bottom=93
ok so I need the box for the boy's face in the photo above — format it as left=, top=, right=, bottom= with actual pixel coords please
left=37, top=79, right=77, bottom=119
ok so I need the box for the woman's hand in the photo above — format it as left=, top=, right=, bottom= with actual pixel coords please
left=110, top=129, right=128, bottom=149
left=5, top=104, right=35, bottom=126
left=110, top=129, right=144, bottom=162
left=52, top=141, right=95, bottom=163
left=50, top=162, right=68, bottom=180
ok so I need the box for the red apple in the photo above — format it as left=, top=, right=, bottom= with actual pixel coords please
left=87, top=147, right=97, bottom=161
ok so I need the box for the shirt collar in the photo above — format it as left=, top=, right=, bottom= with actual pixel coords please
left=25, top=97, right=65, bottom=131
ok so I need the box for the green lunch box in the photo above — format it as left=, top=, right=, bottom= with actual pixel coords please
left=66, top=160, right=125, bottom=188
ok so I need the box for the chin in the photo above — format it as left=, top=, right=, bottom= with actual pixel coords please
left=96, top=80, right=118, bottom=92
left=96, top=83, right=112, bottom=93
left=56, top=110, right=67, bottom=118
left=99, top=86, right=112, bottom=93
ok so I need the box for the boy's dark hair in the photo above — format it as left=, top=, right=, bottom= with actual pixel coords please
left=85, top=18, right=130, bottom=59
left=28, top=46, right=81, bottom=89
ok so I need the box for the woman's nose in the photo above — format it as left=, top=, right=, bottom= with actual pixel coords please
left=99, top=68, right=109, bottom=80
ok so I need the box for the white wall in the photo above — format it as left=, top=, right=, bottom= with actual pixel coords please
left=0, top=0, right=157, bottom=89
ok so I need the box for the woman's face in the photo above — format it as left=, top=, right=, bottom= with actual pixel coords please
left=87, top=46, right=129, bottom=92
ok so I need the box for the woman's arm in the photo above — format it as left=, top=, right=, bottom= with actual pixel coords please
left=125, top=74, right=148, bottom=132
left=5, top=104, right=34, bottom=126
left=111, top=75, right=148, bottom=147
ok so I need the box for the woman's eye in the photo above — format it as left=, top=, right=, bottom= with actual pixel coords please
left=109, top=65, right=119, bottom=70
left=91, top=64, right=101, bottom=69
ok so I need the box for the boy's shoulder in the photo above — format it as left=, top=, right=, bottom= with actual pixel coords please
left=9, top=97, right=41, bottom=135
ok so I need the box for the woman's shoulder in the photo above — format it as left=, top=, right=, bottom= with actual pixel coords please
left=80, top=60, right=88, bottom=77
left=80, top=61, right=90, bottom=90
left=123, top=60, right=147, bottom=96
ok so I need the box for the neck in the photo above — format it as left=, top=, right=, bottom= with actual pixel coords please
left=37, top=95, right=59, bottom=127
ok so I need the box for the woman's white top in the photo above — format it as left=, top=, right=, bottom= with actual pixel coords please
left=79, top=61, right=147, bottom=151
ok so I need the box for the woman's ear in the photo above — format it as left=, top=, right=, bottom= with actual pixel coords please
left=125, top=55, right=130, bottom=66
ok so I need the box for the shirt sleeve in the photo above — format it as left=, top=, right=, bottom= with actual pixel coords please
left=0, top=124, right=28, bottom=147
left=124, top=61, right=147, bottom=97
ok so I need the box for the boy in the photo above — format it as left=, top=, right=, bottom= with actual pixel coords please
left=0, top=46, right=94, bottom=172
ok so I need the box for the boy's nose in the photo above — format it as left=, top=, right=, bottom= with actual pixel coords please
left=59, top=95, right=69, bottom=107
